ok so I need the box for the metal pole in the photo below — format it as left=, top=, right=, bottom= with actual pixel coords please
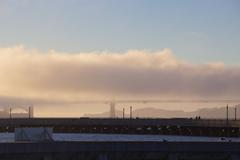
left=130, top=106, right=132, bottom=119
left=29, top=107, right=31, bottom=118
left=123, top=108, right=125, bottom=119
left=9, top=108, right=12, bottom=119
left=235, top=107, right=237, bottom=121
left=226, top=105, right=229, bottom=126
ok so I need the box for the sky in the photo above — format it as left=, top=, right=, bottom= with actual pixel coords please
left=0, top=0, right=239, bottom=117
left=0, top=0, right=240, bottom=63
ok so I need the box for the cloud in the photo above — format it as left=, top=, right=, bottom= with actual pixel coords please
left=0, top=45, right=239, bottom=104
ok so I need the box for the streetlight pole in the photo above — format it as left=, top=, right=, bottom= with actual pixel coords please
left=235, top=106, right=237, bottom=121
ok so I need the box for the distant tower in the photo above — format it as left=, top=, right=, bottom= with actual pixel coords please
left=110, top=101, right=116, bottom=118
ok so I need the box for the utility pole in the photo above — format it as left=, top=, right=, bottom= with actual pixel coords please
left=29, top=107, right=31, bottom=118
left=226, top=105, right=229, bottom=126
left=123, top=108, right=125, bottom=119
left=130, top=106, right=132, bottom=119
left=9, top=108, right=12, bottom=119
left=226, top=104, right=229, bottom=137
left=235, top=106, right=237, bottom=121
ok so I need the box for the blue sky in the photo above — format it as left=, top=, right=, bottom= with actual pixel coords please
left=0, top=0, right=239, bottom=64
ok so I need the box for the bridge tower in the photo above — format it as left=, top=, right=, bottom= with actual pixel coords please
left=110, top=101, right=116, bottom=118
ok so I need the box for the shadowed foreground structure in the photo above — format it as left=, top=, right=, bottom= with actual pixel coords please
left=0, top=118, right=240, bottom=137
left=0, top=141, right=239, bottom=160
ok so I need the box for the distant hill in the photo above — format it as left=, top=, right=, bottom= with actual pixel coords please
left=194, top=105, right=240, bottom=119
left=83, top=105, right=240, bottom=119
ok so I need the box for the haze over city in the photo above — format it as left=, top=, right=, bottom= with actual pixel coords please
left=0, top=0, right=239, bottom=117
